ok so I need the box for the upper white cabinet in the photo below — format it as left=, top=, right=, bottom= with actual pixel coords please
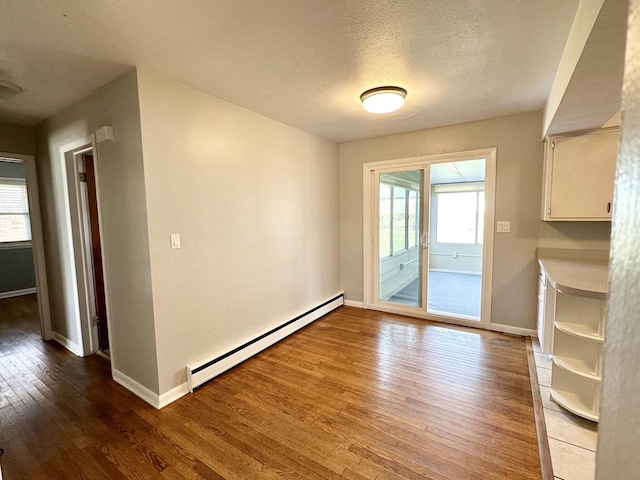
left=542, top=128, right=620, bottom=221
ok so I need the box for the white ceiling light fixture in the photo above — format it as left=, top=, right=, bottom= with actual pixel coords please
left=360, top=86, right=407, bottom=114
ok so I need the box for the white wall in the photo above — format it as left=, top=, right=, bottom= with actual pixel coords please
left=597, top=0, right=639, bottom=476
left=35, top=69, right=160, bottom=393
left=136, top=68, right=341, bottom=395
left=538, top=220, right=611, bottom=250
left=340, top=112, right=545, bottom=329
left=0, top=121, right=35, bottom=155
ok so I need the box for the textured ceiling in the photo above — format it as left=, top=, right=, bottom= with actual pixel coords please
left=0, top=1, right=579, bottom=143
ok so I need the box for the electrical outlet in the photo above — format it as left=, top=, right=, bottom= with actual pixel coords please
left=496, top=221, right=510, bottom=233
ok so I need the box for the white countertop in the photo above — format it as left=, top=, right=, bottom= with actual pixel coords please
left=538, top=248, right=609, bottom=298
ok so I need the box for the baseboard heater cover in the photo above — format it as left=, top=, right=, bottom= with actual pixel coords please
left=186, top=293, right=344, bottom=392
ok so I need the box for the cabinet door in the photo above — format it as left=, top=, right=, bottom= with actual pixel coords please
left=545, top=129, right=619, bottom=220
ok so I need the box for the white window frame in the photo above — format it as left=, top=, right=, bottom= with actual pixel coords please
left=379, top=180, right=421, bottom=258
left=0, top=176, right=32, bottom=246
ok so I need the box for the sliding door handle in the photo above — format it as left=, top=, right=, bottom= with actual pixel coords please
left=420, top=234, right=430, bottom=248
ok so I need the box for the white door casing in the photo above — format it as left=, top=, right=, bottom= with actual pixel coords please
left=58, top=135, right=113, bottom=358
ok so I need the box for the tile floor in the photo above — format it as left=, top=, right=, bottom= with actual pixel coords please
left=532, top=339, right=598, bottom=480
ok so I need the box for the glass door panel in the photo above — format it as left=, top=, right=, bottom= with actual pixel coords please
left=378, top=170, right=424, bottom=308
left=426, top=159, right=485, bottom=320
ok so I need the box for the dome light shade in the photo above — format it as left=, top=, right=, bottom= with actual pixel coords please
left=360, top=86, right=407, bottom=114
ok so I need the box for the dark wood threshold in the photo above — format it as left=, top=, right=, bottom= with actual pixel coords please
left=526, top=336, right=554, bottom=480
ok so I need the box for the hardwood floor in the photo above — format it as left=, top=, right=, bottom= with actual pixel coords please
left=0, top=295, right=542, bottom=479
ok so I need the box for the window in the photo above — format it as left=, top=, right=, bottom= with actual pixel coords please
left=379, top=183, right=392, bottom=257
left=408, top=190, right=418, bottom=248
left=379, top=180, right=420, bottom=257
left=0, top=178, right=31, bottom=243
left=434, top=183, right=484, bottom=245
left=392, top=186, right=407, bottom=252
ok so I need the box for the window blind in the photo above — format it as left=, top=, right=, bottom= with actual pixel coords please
left=0, top=178, right=31, bottom=242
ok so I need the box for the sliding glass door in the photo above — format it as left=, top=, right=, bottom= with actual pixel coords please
left=369, top=153, right=493, bottom=325
left=378, top=169, right=425, bottom=308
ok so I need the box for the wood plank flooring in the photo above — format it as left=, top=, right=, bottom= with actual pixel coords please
left=0, top=295, right=542, bottom=479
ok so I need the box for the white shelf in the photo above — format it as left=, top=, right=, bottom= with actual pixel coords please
left=554, top=320, right=604, bottom=342
left=549, top=288, right=605, bottom=422
left=553, top=355, right=601, bottom=381
left=550, top=388, right=599, bottom=422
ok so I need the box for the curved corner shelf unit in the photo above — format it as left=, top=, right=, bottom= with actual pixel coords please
left=550, top=382, right=599, bottom=422
left=550, top=289, right=605, bottom=422
left=554, top=320, right=604, bottom=343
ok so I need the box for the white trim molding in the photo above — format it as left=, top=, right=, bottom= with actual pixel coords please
left=113, top=370, right=190, bottom=410
left=52, top=332, right=84, bottom=357
left=59, top=136, right=103, bottom=356
left=158, top=383, right=190, bottom=409
left=112, top=369, right=163, bottom=409
left=343, top=299, right=364, bottom=308
left=489, top=324, right=537, bottom=337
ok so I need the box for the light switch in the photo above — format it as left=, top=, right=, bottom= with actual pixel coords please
left=496, top=221, right=510, bottom=233
left=170, top=233, right=181, bottom=249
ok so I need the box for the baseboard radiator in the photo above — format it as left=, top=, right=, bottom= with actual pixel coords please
left=186, top=293, right=344, bottom=392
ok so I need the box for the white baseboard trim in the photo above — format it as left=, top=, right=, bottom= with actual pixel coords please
left=113, top=371, right=190, bottom=410
left=343, top=299, right=364, bottom=308
left=0, top=287, right=36, bottom=300
left=53, top=331, right=84, bottom=357
left=113, top=369, right=163, bottom=409
left=186, top=292, right=344, bottom=392
left=158, top=382, right=190, bottom=409
left=359, top=303, right=536, bottom=337
left=489, top=323, right=537, bottom=337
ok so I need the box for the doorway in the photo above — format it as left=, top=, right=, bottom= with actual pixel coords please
left=59, top=136, right=111, bottom=358
left=0, top=159, right=37, bottom=299
left=81, top=154, right=109, bottom=354
left=0, top=153, right=51, bottom=340
left=363, top=149, right=496, bottom=329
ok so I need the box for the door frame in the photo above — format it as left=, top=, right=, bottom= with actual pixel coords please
left=59, top=135, right=113, bottom=357
left=363, top=148, right=497, bottom=330
left=0, top=152, right=52, bottom=340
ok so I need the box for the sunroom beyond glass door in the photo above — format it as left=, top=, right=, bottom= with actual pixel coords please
left=378, top=170, right=424, bottom=308
left=376, top=159, right=486, bottom=322
left=427, top=159, right=485, bottom=320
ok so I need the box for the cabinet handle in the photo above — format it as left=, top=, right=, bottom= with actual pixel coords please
left=607, top=202, right=611, bottom=213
